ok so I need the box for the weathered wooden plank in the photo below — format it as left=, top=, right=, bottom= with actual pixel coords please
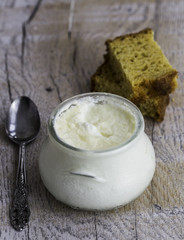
left=0, top=0, right=55, bottom=239
left=18, top=1, right=96, bottom=239
left=135, top=0, right=184, bottom=239
left=0, top=30, right=29, bottom=240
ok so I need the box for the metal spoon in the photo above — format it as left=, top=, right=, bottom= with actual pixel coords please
left=5, top=96, right=40, bottom=231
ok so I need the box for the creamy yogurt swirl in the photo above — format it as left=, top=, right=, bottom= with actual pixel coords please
left=54, top=99, right=136, bottom=150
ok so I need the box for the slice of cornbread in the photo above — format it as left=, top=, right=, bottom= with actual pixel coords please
left=105, top=28, right=178, bottom=96
left=91, top=28, right=178, bottom=121
left=91, top=61, right=169, bottom=121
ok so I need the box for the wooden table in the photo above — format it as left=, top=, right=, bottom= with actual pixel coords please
left=0, top=0, right=183, bottom=239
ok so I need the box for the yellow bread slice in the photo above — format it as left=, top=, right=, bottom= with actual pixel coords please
left=105, top=28, right=178, bottom=96
left=91, top=61, right=169, bottom=122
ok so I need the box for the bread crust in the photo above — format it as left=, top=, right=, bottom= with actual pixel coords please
left=105, top=28, right=153, bottom=45
left=151, top=71, right=178, bottom=94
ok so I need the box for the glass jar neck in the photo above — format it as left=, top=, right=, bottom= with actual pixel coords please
left=48, top=92, right=144, bottom=155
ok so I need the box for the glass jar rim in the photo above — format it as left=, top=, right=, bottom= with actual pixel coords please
left=48, top=92, right=144, bottom=154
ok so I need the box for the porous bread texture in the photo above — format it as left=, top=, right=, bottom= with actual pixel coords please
left=91, top=61, right=169, bottom=121
left=105, top=28, right=178, bottom=95
left=91, top=28, right=178, bottom=121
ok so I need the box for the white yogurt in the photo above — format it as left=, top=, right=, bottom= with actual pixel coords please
left=39, top=93, right=155, bottom=210
left=54, top=100, right=136, bottom=150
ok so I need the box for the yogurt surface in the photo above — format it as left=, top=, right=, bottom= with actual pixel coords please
left=54, top=99, right=136, bottom=150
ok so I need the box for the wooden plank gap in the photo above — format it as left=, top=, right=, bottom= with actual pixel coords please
left=4, top=51, right=12, bottom=103
left=50, top=73, right=63, bottom=103
left=21, top=22, right=26, bottom=72
left=21, top=0, right=43, bottom=71
left=68, top=0, right=76, bottom=39
left=151, top=122, right=155, bottom=144
left=134, top=209, right=138, bottom=240
left=27, top=0, right=43, bottom=24
left=94, top=211, right=98, bottom=240
left=154, top=0, right=161, bottom=40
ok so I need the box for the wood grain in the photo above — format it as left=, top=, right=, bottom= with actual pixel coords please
left=0, top=0, right=184, bottom=239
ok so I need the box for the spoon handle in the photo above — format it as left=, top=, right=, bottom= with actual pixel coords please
left=10, top=143, right=30, bottom=231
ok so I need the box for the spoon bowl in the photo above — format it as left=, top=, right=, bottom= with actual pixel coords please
left=6, top=96, right=40, bottom=231
left=6, top=96, right=40, bottom=143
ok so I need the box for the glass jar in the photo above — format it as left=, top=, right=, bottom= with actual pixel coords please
left=39, top=93, right=155, bottom=210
